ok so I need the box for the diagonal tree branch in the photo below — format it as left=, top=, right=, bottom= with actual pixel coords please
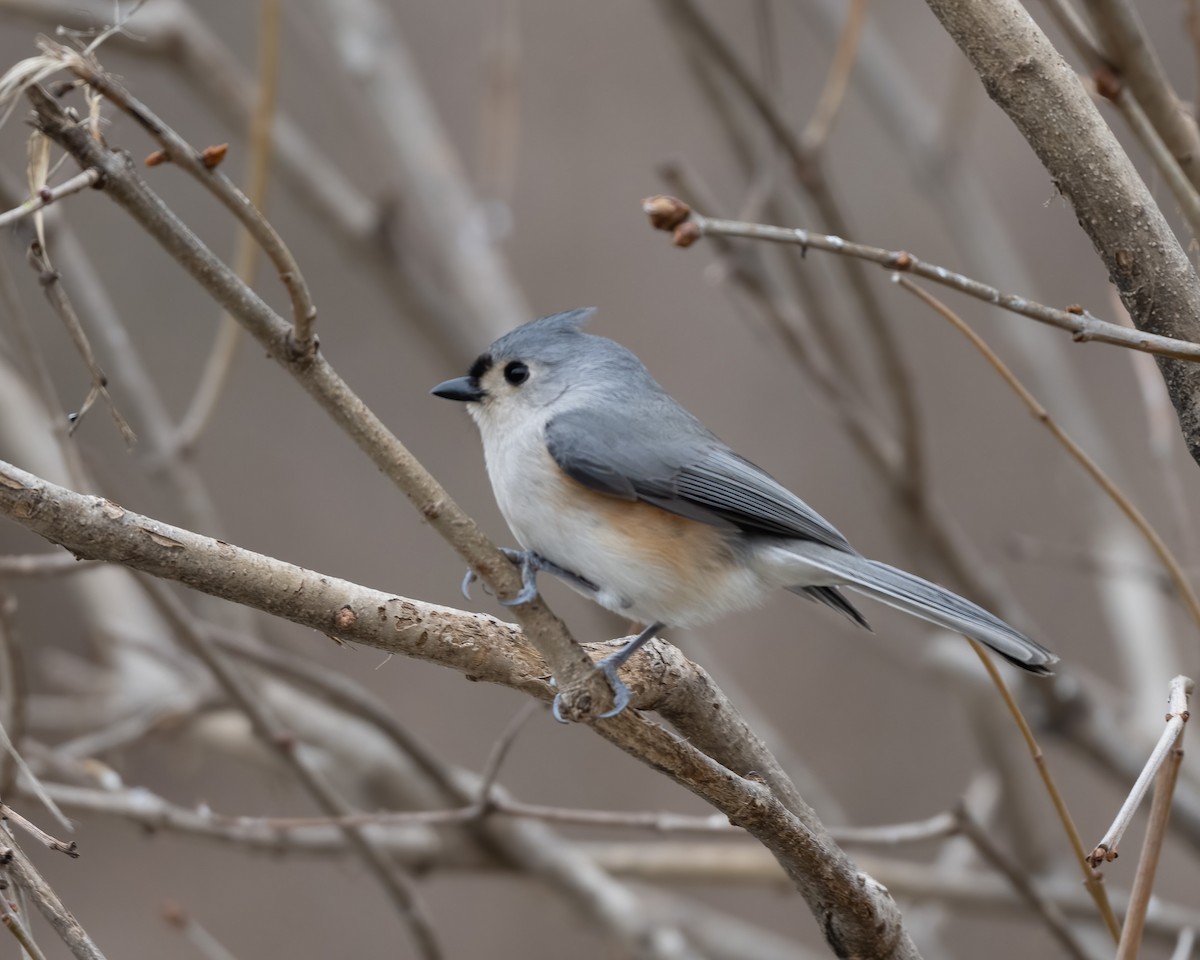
left=0, top=456, right=923, bottom=959
left=923, top=0, right=1200, bottom=468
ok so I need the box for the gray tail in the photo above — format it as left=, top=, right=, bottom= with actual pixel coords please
left=791, top=552, right=1057, bottom=675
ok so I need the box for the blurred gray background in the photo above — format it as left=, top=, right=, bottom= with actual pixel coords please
left=0, top=1, right=1198, bottom=957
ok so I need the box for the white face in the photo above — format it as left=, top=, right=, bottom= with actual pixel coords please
left=467, top=356, right=562, bottom=439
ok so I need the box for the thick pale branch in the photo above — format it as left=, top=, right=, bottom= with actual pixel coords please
left=0, top=459, right=921, bottom=958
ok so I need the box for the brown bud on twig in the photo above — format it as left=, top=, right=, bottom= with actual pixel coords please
left=672, top=220, right=702, bottom=248
left=642, top=195, right=691, bottom=231
left=200, top=144, right=229, bottom=169
left=145, top=149, right=170, bottom=167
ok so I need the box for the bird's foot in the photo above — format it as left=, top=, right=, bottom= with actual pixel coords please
left=549, top=658, right=633, bottom=724
left=461, top=548, right=542, bottom=606
left=549, top=622, right=663, bottom=723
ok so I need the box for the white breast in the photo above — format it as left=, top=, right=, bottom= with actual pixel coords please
left=470, top=403, right=771, bottom=626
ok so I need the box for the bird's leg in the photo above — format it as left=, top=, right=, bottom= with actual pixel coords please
left=461, top=548, right=544, bottom=605
left=497, top=548, right=541, bottom=606
left=551, top=621, right=664, bottom=722
left=462, top=550, right=599, bottom=605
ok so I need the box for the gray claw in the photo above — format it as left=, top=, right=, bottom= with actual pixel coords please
left=594, top=658, right=632, bottom=718
left=498, top=549, right=540, bottom=607
left=547, top=659, right=632, bottom=723
left=461, top=568, right=477, bottom=600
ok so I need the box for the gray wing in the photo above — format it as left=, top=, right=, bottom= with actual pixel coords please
left=544, top=406, right=855, bottom=553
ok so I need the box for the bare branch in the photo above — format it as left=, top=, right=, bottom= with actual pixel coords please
left=895, top=278, right=1200, bottom=643
left=1082, top=0, right=1200, bottom=189
left=0, top=885, right=48, bottom=960
left=0, top=456, right=923, bottom=958
left=1, top=828, right=106, bottom=960
left=0, top=167, right=97, bottom=229
left=643, top=198, right=1200, bottom=364
left=174, top=0, right=287, bottom=451
left=137, top=576, right=445, bottom=960
left=954, top=802, right=1088, bottom=960
left=922, top=0, right=1200, bottom=466
left=1117, top=735, right=1187, bottom=958
left=0, top=803, right=77, bottom=857
left=161, top=902, right=243, bottom=960
left=43, top=42, right=318, bottom=359
left=25, top=240, right=134, bottom=444
left=1090, top=675, right=1194, bottom=865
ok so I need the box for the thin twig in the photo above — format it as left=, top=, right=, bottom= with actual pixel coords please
left=645, top=200, right=1200, bottom=363
left=963, top=638, right=1122, bottom=940
left=26, top=240, right=135, bottom=444
left=800, top=0, right=869, bottom=150
left=0, top=884, right=49, bottom=960
left=161, top=902, right=241, bottom=960
left=136, top=576, right=444, bottom=960
left=1116, top=717, right=1188, bottom=958
left=0, top=246, right=89, bottom=489
left=476, top=701, right=538, bottom=803
left=0, top=804, right=77, bottom=857
left=954, top=801, right=1089, bottom=960
left=0, top=703, right=70, bottom=834
left=175, top=0, right=286, bottom=451
left=1091, top=675, right=1193, bottom=865
left=895, top=276, right=1200, bottom=642
left=1083, top=0, right=1200, bottom=190
left=2, top=829, right=106, bottom=960
left=0, top=167, right=97, bottom=229
left=659, top=0, right=925, bottom=493
left=41, top=41, right=319, bottom=360
left=1097, top=74, right=1200, bottom=237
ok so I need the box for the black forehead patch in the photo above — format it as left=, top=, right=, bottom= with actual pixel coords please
left=468, top=353, right=493, bottom=381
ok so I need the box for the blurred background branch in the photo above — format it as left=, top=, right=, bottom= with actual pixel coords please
left=0, top=1, right=1199, bottom=958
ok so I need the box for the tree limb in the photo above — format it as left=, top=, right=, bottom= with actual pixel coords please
left=923, top=0, right=1200, bottom=467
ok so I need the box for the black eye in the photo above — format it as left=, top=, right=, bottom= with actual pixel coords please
left=504, top=361, right=529, bottom=385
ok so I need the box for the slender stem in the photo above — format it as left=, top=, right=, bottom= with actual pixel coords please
left=1116, top=738, right=1187, bottom=958
left=175, top=0, right=286, bottom=451
left=647, top=203, right=1200, bottom=363
left=1091, top=676, right=1194, bottom=864
left=965, top=639, right=1123, bottom=941
left=2, top=830, right=107, bottom=960
left=0, top=168, right=98, bottom=229
left=138, top=576, right=444, bottom=960
left=800, top=0, right=869, bottom=149
left=954, top=802, right=1090, bottom=960
left=896, top=277, right=1200, bottom=643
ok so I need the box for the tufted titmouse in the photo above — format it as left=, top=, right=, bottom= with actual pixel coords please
left=433, top=309, right=1057, bottom=718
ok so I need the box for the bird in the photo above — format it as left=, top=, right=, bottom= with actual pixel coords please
left=432, top=308, right=1057, bottom=719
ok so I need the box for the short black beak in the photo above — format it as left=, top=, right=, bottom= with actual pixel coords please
left=431, top=376, right=484, bottom=402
